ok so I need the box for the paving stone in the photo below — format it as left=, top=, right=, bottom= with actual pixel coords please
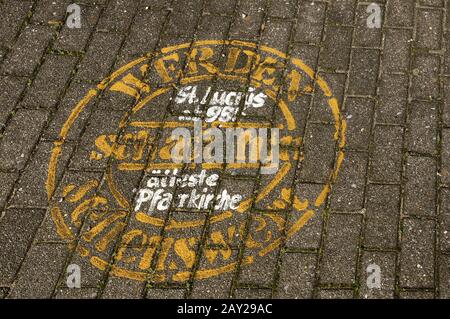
left=0, top=25, right=54, bottom=76
left=31, top=0, right=70, bottom=25
left=439, top=254, right=450, bottom=298
left=0, top=209, right=45, bottom=285
left=261, top=19, right=291, bottom=53
left=343, top=97, right=374, bottom=150
left=364, top=184, right=400, bottom=249
left=0, top=172, right=18, bottom=209
left=359, top=251, right=396, bottom=299
left=285, top=183, right=324, bottom=250
left=326, top=0, right=355, bottom=25
left=382, top=28, right=412, bottom=74
left=44, top=81, right=98, bottom=141
left=295, top=1, right=326, bottom=44
left=0, top=76, right=28, bottom=128
left=416, top=9, right=443, bottom=51
left=53, top=5, right=102, bottom=52
left=101, top=276, right=146, bottom=299
left=276, top=253, right=316, bottom=299
left=330, top=151, right=367, bottom=211
left=320, top=214, right=362, bottom=285
left=411, top=54, right=440, bottom=101
left=0, top=109, right=49, bottom=171
left=407, top=101, right=438, bottom=155
left=377, top=74, right=408, bottom=124
left=385, top=0, right=414, bottom=27
left=54, top=288, right=98, bottom=299
left=0, top=1, right=33, bottom=47
left=229, top=0, right=265, bottom=40
left=441, top=129, right=450, bottom=185
left=404, top=156, right=436, bottom=216
left=9, top=142, right=74, bottom=208
left=369, top=125, right=403, bottom=183
left=348, top=49, right=380, bottom=96
left=443, top=78, right=450, bottom=126
left=95, top=0, right=138, bottom=33
left=190, top=250, right=237, bottom=298
left=319, top=26, right=352, bottom=71
left=234, top=288, right=272, bottom=299
left=146, top=288, right=186, bottom=299
left=440, top=188, right=450, bottom=252
left=7, top=243, right=68, bottom=298
left=318, top=289, right=354, bottom=299
left=72, top=32, right=124, bottom=82
left=399, top=290, right=435, bottom=299
left=205, top=0, right=237, bottom=15
left=354, top=4, right=382, bottom=48
left=19, top=54, right=78, bottom=109
left=400, top=218, right=435, bottom=288
left=298, top=124, right=336, bottom=183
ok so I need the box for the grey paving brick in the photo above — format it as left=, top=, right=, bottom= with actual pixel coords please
left=0, top=208, right=45, bottom=285
left=385, top=0, right=414, bottom=27
left=330, top=151, right=367, bottom=211
left=318, top=289, right=354, bottom=299
left=205, top=0, right=237, bottom=15
left=348, top=49, right=380, bottom=96
left=407, top=101, right=438, bottom=155
left=95, top=0, right=138, bottom=33
left=369, top=125, right=404, bottom=183
left=229, top=0, right=265, bottom=40
left=439, top=254, right=450, bottom=298
left=364, top=184, right=400, bottom=249
left=416, top=9, right=443, bottom=51
left=382, top=28, right=412, bottom=74
left=0, top=109, right=49, bottom=171
left=411, top=54, right=440, bottom=101
left=146, top=288, right=186, bottom=299
left=0, top=76, right=28, bottom=128
left=19, top=54, right=78, bottom=109
left=73, top=32, right=124, bottom=82
left=326, top=0, right=355, bottom=25
left=0, top=1, right=33, bottom=47
left=0, top=172, right=18, bottom=209
left=285, top=183, right=324, bottom=250
left=399, top=290, right=435, bottom=299
left=298, top=124, right=336, bottom=183
left=295, top=1, right=326, bottom=44
left=320, top=214, right=362, bottom=285
left=404, top=156, right=436, bottom=216
left=101, top=276, right=146, bottom=299
left=53, top=5, right=102, bottom=52
left=343, top=97, right=374, bottom=150
left=7, top=243, right=68, bottom=298
left=441, top=129, right=450, bottom=185
left=444, top=78, right=450, bottom=126
left=359, top=251, right=396, bottom=299
left=0, top=25, right=54, bottom=76
left=377, top=74, right=408, bottom=124
left=440, top=188, right=450, bottom=252
left=54, top=288, right=98, bottom=299
left=400, top=218, right=435, bottom=288
left=261, top=19, right=291, bottom=53
left=320, top=26, right=352, bottom=71
left=9, top=142, right=74, bottom=208
left=354, top=4, right=382, bottom=48
left=234, top=288, right=271, bottom=299
left=31, top=0, right=70, bottom=25
left=276, top=253, right=316, bottom=299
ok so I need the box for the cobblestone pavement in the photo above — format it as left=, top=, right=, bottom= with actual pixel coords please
left=0, top=0, right=449, bottom=299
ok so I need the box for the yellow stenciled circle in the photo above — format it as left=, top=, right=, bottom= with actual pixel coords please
left=46, top=40, right=346, bottom=282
